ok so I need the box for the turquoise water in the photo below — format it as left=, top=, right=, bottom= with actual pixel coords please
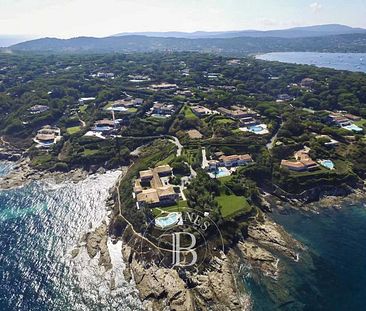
left=214, top=167, right=231, bottom=178
left=155, top=212, right=181, bottom=229
left=0, top=163, right=142, bottom=311
left=319, top=160, right=335, bottom=170
left=248, top=125, right=264, bottom=133
left=342, top=124, right=364, bottom=132
left=257, top=52, right=366, bottom=73
left=245, top=203, right=366, bottom=310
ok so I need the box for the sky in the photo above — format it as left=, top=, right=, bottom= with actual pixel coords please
left=0, top=0, right=366, bottom=38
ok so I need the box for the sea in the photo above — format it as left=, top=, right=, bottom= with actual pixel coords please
left=0, top=162, right=143, bottom=311
left=256, top=52, right=366, bottom=73
left=2, top=158, right=366, bottom=311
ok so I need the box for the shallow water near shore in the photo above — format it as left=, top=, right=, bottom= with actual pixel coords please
left=256, top=52, right=366, bottom=73
left=244, top=202, right=366, bottom=311
left=0, top=163, right=142, bottom=311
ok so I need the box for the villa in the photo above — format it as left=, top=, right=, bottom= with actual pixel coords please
left=150, top=83, right=178, bottom=91
left=327, top=112, right=363, bottom=133
left=219, top=154, right=253, bottom=167
left=28, top=105, right=49, bottom=114
left=33, top=126, right=61, bottom=148
left=300, top=78, right=315, bottom=89
left=134, top=165, right=179, bottom=208
left=281, top=148, right=319, bottom=172
left=92, top=119, right=115, bottom=133
left=151, top=102, right=176, bottom=116
left=78, top=97, right=96, bottom=105
left=191, top=105, right=213, bottom=117
left=217, top=106, right=256, bottom=119
left=277, top=94, right=294, bottom=102
left=107, top=98, right=143, bottom=112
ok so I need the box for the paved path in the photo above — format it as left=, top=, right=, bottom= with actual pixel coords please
left=201, top=147, right=209, bottom=169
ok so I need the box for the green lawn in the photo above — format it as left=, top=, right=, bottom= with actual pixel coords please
left=157, top=153, right=176, bottom=166
left=152, top=200, right=188, bottom=217
left=79, top=105, right=88, bottom=113
left=182, top=105, right=198, bottom=120
left=31, top=154, right=52, bottom=166
left=215, top=194, right=251, bottom=219
left=66, top=126, right=81, bottom=135
left=82, top=149, right=99, bottom=156
left=214, top=117, right=235, bottom=125
left=354, top=119, right=366, bottom=128
left=128, top=107, right=138, bottom=113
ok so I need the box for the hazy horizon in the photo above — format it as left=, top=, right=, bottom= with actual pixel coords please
left=1, top=0, right=366, bottom=39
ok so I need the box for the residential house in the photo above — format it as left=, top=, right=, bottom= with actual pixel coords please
left=150, top=83, right=178, bottom=91
left=218, top=154, right=253, bottom=167
left=281, top=149, right=319, bottom=172
left=191, top=105, right=212, bottom=117
left=134, top=165, right=178, bottom=208
left=277, top=94, right=294, bottom=102
left=28, top=105, right=49, bottom=114
left=152, top=102, right=176, bottom=116
left=78, top=97, right=96, bottom=105
left=92, top=119, right=115, bottom=133
left=33, top=126, right=61, bottom=148
left=300, top=78, right=315, bottom=88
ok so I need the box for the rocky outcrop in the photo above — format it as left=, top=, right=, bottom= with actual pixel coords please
left=85, top=222, right=112, bottom=271
left=247, top=217, right=303, bottom=260
left=122, top=243, right=251, bottom=311
left=237, top=241, right=279, bottom=279
left=0, top=157, right=89, bottom=189
left=190, top=254, right=251, bottom=311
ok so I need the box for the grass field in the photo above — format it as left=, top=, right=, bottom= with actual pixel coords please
left=215, top=194, right=251, bottom=219
left=213, top=117, right=235, bottom=125
left=152, top=200, right=188, bottom=217
left=79, top=105, right=88, bottom=113
left=182, top=105, right=198, bottom=120
left=157, top=153, right=176, bottom=166
left=82, top=149, right=99, bottom=156
left=66, top=126, right=81, bottom=135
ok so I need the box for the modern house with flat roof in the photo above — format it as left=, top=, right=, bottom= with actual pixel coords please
left=78, top=97, right=96, bottom=105
left=151, top=102, right=176, bottom=116
left=92, top=119, right=115, bottom=133
left=150, top=83, right=178, bottom=91
left=28, top=105, right=49, bottom=114
left=191, top=105, right=212, bottom=117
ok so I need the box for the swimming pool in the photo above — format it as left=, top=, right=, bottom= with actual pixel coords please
left=248, top=125, right=264, bottom=133
left=342, top=124, right=363, bottom=133
left=155, top=212, right=182, bottom=229
left=209, top=167, right=231, bottom=178
left=319, top=160, right=335, bottom=170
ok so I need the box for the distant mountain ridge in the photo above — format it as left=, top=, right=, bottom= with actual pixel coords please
left=114, top=24, right=366, bottom=39
left=9, top=32, right=366, bottom=55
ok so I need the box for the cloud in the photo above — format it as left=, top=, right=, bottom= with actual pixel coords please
left=310, top=2, right=323, bottom=13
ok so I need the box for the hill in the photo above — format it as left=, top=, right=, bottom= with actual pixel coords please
left=114, top=24, right=366, bottom=39
left=9, top=33, right=366, bottom=55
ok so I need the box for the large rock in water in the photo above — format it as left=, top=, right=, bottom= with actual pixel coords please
left=122, top=244, right=251, bottom=311
left=130, top=259, right=195, bottom=311
left=85, top=222, right=112, bottom=270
